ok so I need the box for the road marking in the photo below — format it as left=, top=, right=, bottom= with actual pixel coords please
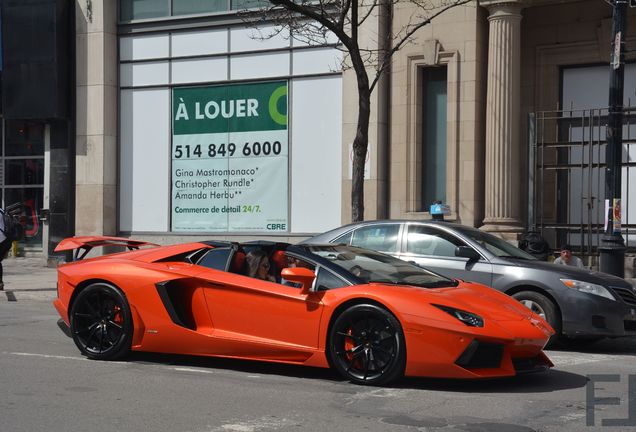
left=172, top=367, right=214, bottom=374
left=559, top=412, right=586, bottom=422
left=213, top=416, right=295, bottom=432
left=5, top=352, right=126, bottom=365
left=546, top=351, right=630, bottom=366
left=7, top=352, right=87, bottom=361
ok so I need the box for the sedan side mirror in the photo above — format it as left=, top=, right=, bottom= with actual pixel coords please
left=281, top=267, right=316, bottom=293
left=455, top=245, right=480, bottom=261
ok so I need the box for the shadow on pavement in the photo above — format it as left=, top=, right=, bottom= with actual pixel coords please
left=127, top=351, right=344, bottom=382
left=400, top=369, right=587, bottom=393
left=125, top=352, right=586, bottom=393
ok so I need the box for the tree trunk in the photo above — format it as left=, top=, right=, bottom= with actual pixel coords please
left=351, top=86, right=371, bottom=222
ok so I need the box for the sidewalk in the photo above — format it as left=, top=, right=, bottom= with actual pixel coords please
left=1, top=256, right=57, bottom=302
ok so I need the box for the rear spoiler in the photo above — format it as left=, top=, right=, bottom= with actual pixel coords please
left=54, top=236, right=159, bottom=261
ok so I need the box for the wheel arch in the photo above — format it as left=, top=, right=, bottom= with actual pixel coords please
left=69, top=278, right=123, bottom=314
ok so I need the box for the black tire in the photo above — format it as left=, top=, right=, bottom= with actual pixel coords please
left=512, top=291, right=560, bottom=345
left=69, top=282, right=133, bottom=360
left=328, top=304, right=406, bottom=386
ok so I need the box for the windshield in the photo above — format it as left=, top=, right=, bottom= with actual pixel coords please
left=458, top=227, right=536, bottom=260
left=305, top=245, right=457, bottom=288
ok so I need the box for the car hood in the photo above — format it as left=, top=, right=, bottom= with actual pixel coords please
left=500, top=258, right=632, bottom=287
left=370, top=282, right=534, bottom=322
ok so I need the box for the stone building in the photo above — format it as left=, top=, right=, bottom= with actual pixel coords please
left=1, top=0, right=634, bottom=258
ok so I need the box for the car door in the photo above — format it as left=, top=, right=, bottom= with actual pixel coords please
left=397, top=223, right=494, bottom=286
left=195, top=252, right=323, bottom=360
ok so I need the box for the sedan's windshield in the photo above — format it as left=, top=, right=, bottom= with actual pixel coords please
left=305, top=245, right=457, bottom=288
left=458, top=227, right=536, bottom=260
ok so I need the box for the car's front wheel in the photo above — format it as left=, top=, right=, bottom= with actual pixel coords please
left=69, top=282, right=133, bottom=360
left=512, top=290, right=560, bottom=344
left=328, top=304, right=406, bottom=386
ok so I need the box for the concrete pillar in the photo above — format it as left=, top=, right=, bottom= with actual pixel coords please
left=481, top=0, right=525, bottom=238
left=75, top=0, right=118, bottom=236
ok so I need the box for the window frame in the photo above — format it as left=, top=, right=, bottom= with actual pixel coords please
left=404, top=48, right=459, bottom=220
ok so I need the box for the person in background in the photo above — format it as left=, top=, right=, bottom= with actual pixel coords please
left=0, top=210, right=10, bottom=290
left=245, top=249, right=276, bottom=282
left=553, top=244, right=585, bottom=268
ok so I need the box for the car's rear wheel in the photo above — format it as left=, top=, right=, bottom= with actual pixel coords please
left=70, top=282, right=133, bottom=360
left=328, top=304, right=406, bottom=386
left=512, top=291, right=560, bottom=344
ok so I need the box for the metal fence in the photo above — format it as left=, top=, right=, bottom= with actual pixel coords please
left=528, top=107, right=636, bottom=256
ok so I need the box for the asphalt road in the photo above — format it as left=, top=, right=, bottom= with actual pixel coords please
left=2, top=298, right=636, bottom=432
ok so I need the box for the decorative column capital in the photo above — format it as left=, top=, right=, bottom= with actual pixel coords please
left=480, top=0, right=528, bottom=16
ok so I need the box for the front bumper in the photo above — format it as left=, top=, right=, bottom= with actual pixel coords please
left=560, top=288, right=636, bottom=338
left=56, top=318, right=71, bottom=338
left=403, top=315, right=553, bottom=379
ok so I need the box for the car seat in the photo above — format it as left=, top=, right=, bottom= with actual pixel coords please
left=270, top=250, right=288, bottom=281
left=230, top=251, right=246, bottom=274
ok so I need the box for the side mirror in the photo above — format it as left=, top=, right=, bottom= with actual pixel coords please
left=455, top=245, right=480, bottom=261
left=281, top=267, right=316, bottom=292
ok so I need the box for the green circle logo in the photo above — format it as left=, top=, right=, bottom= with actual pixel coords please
left=268, top=86, right=287, bottom=126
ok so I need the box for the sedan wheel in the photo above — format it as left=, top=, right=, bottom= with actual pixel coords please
left=70, top=283, right=133, bottom=360
left=328, top=304, right=406, bottom=386
left=512, top=291, right=561, bottom=344
left=518, top=299, right=547, bottom=320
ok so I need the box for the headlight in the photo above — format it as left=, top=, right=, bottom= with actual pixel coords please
left=560, top=279, right=616, bottom=301
left=433, top=304, right=484, bottom=327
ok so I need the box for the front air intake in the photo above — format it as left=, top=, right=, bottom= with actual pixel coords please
left=455, top=340, right=503, bottom=369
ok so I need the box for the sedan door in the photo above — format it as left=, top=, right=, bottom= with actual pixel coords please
left=397, top=223, right=494, bottom=286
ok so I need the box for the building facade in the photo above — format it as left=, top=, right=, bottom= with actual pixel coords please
left=2, top=0, right=635, bottom=258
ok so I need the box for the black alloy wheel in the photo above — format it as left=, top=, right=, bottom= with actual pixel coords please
left=328, top=304, right=406, bottom=386
left=70, top=283, right=133, bottom=360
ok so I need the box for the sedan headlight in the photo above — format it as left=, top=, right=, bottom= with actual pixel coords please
left=433, top=304, right=484, bottom=327
left=560, top=279, right=616, bottom=301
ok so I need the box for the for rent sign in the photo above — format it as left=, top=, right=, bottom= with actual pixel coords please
left=171, top=81, right=288, bottom=232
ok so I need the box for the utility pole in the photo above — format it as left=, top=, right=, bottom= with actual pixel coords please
left=599, top=0, right=628, bottom=277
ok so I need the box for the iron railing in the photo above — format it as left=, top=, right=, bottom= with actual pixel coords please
left=529, top=106, right=636, bottom=256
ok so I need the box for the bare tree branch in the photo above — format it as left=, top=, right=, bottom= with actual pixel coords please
left=239, top=0, right=473, bottom=221
left=369, top=0, right=472, bottom=93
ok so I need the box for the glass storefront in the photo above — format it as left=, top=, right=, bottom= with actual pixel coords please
left=1, top=120, right=44, bottom=250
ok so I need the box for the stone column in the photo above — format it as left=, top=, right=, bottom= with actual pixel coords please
left=75, top=0, right=118, bottom=236
left=480, top=1, right=525, bottom=238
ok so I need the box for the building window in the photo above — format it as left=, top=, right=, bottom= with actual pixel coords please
left=1, top=120, right=45, bottom=249
left=120, top=0, right=169, bottom=21
left=120, top=0, right=269, bottom=21
left=173, top=0, right=228, bottom=16
left=421, top=67, right=447, bottom=210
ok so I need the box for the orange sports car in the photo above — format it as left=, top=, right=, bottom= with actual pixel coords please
left=53, top=237, right=554, bottom=386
